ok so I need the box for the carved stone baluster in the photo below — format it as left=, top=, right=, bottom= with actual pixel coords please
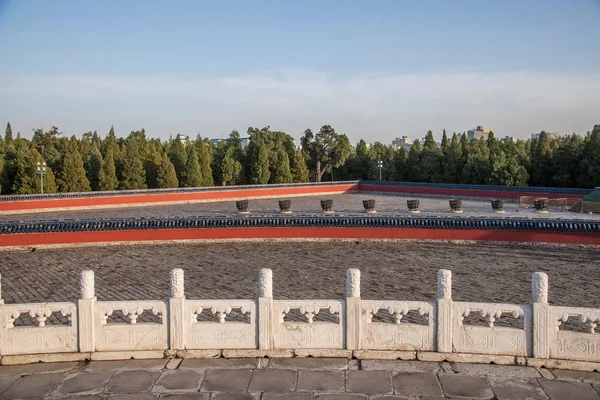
left=78, top=270, right=96, bottom=352
left=170, top=268, right=185, bottom=351
left=532, top=271, right=550, bottom=359
left=436, top=269, right=453, bottom=353
left=258, top=268, right=274, bottom=350
left=346, top=268, right=361, bottom=350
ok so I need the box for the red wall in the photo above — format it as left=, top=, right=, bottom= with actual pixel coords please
left=1, top=227, right=598, bottom=247
left=0, top=183, right=359, bottom=213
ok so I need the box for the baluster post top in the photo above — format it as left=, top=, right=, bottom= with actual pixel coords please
left=80, top=270, right=95, bottom=299
left=437, top=269, right=452, bottom=300
left=259, top=268, right=273, bottom=298
left=346, top=268, right=361, bottom=298
left=170, top=268, right=185, bottom=298
left=532, top=271, right=548, bottom=303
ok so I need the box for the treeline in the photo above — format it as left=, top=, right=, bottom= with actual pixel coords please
left=0, top=122, right=599, bottom=195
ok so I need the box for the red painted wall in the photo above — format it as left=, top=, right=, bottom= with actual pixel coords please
left=0, top=184, right=359, bottom=213
left=359, top=184, right=585, bottom=200
left=1, top=227, right=598, bottom=247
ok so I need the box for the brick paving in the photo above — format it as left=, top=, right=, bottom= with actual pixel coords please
left=0, top=358, right=599, bottom=399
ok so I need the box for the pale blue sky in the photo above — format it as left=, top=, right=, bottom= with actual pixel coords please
left=0, top=0, right=599, bottom=143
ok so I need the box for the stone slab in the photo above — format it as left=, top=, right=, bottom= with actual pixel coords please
left=180, top=358, right=259, bottom=370
left=417, top=351, right=516, bottom=365
left=165, top=358, right=182, bottom=369
left=222, top=349, right=294, bottom=358
left=392, top=372, right=443, bottom=397
left=210, top=394, right=261, bottom=400
left=360, top=360, right=441, bottom=373
left=537, top=368, right=555, bottom=379
left=200, top=369, right=253, bottom=392
left=452, top=363, right=540, bottom=378
left=107, top=394, right=157, bottom=400
left=1, top=372, right=66, bottom=398
left=488, top=377, right=548, bottom=400
left=314, top=394, right=367, bottom=400
left=539, top=380, right=600, bottom=400
left=346, top=370, right=393, bottom=395
left=159, top=394, right=210, bottom=400
left=248, top=369, right=297, bottom=392
left=297, top=370, right=345, bottom=391
left=0, top=375, right=20, bottom=394
left=0, top=352, right=90, bottom=365
left=176, top=350, right=222, bottom=359
left=53, top=371, right=114, bottom=396
left=105, top=370, right=161, bottom=394
left=553, top=369, right=589, bottom=382
left=294, top=349, right=353, bottom=359
left=527, top=358, right=600, bottom=372
left=86, top=359, right=168, bottom=371
left=584, top=372, right=600, bottom=384
left=438, top=374, right=494, bottom=399
left=262, top=394, right=313, bottom=400
left=353, top=350, right=416, bottom=360
left=91, top=350, right=165, bottom=361
left=0, top=361, right=78, bottom=375
left=268, top=358, right=349, bottom=370
left=152, top=369, right=204, bottom=393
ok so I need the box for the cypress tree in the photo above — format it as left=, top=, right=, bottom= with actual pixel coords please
left=156, top=152, right=179, bottom=188
left=144, top=144, right=162, bottom=189
left=221, top=147, right=242, bottom=185
left=168, top=139, right=187, bottom=185
left=12, top=146, right=57, bottom=194
left=443, top=134, right=464, bottom=183
left=272, top=148, right=293, bottom=183
left=99, top=149, right=118, bottom=191
left=4, top=122, right=13, bottom=143
left=291, top=149, right=310, bottom=183
left=119, top=139, right=147, bottom=190
left=406, top=140, right=422, bottom=182
left=577, top=125, right=600, bottom=188
left=196, top=138, right=214, bottom=186
left=57, top=136, right=91, bottom=192
left=441, top=129, right=450, bottom=155
left=87, top=147, right=103, bottom=191
left=182, top=145, right=202, bottom=187
left=249, top=139, right=270, bottom=184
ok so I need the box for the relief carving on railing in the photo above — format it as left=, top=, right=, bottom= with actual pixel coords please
left=279, top=303, right=340, bottom=324
left=365, top=301, right=433, bottom=324
left=99, top=302, right=164, bottom=325
left=458, top=303, right=525, bottom=328
left=5, top=304, right=73, bottom=328
left=191, top=304, right=252, bottom=324
left=549, top=306, right=600, bottom=362
left=553, top=307, right=600, bottom=333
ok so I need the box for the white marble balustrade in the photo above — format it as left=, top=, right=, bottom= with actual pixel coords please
left=0, top=268, right=597, bottom=364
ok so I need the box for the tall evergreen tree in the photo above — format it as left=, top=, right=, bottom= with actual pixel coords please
left=182, top=145, right=202, bottom=187
left=4, top=122, right=13, bottom=143
left=195, top=137, right=214, bottom=186
left=462, top=138, right=491, bottom=184
left=291, top=149, right=310, bottom=182
left=98, top=148, right=118, bottom=191
left=443, top=134, right=464, bottom=183
left=168, top=139, right=187, bottom=185
left=272, top=148, right=293, bottom=183
left=577, top=125, right=600, bottom=188
left=57, top=137, right=91, bottom=192
left=119, top=139, right=147, bottom=190
left=249, top=138, right=271, bottom=184
left=440, top=129, right=450, bottom=155
left=393, top=148, right=408, bottom=181
left=87, top=147, right=103, bottom=191
left=156, top=152, right=179, bottom=188
left=220, top=147, right=242, bottom=186
left=406, top=140, right=422, bottom=182
left=419, top=131, right=443, bottom=182
left=12, top=146, right=57, bottom=194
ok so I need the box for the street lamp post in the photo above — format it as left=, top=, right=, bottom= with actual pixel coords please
left=36, top=162, right=47, bottom=194
left=377, top=160, right=383, bottom=181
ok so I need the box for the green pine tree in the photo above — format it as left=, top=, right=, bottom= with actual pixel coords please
left=119, top=139, right=147, bottom=190
left=220, top=147, right=242, bottom=186
left=12, top=146, right=57, bottom=194
left=272, top=148, right=293, bottom=183
left=168, top=139, right=187, bottom=185
left=4, top=122, right=13, bottom=143
left=98, top=148, right=118, bottom=191
left=195, top=137, right=214, bottom=186
left=87, top=147, right=103, bottom=191
left=57, top=136, right=91, bottom=192
left=406, top=140, right=422, bottom=182
left=443, top=134, right=464, bottom=183
left=441, top=129, right=450, bottom=155
left=156, top=152, right=179, bottom=188
left=249, top=139, right=271, bottom=184
left=577, top=125, right=600, bottom=188
left=182, top=145, right=202, bottom=187
left=291, top=149, right=310, bottom=182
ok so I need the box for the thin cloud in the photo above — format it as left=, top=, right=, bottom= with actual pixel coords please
left=1, top=70, right=599, bottom=141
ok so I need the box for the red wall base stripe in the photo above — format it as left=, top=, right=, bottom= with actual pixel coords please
left=1, top=227, right=598, bottom=247
left=359, top=184, right=584, bottom=200
left=0, top=184, right=359, bottom=213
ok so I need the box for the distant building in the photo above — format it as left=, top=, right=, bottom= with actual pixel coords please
left=500, top=136, right=515, bottom=143
left=175, top=134, right=189, bottom=145
left=391, top=136, right=412, bottom=151
left=467, top=126, right=492, bottom=141
left=211, top=137, right=250, bottom=149
left=531, top=131, right=559, bottom=140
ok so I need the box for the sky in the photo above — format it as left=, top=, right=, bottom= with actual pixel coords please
left=0, top=0, right=599, bottom=144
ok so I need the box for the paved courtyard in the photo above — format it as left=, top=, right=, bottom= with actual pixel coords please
left=1, top=193, right=598, bottom=222
left=0, top=357, right=599, bottom=399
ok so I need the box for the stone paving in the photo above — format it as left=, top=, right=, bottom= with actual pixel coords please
left=0, top=357, right=599, bottom=399
left=1, top=193, right=598, bottom=222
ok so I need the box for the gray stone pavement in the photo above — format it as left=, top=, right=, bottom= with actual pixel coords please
left=0, top=358, right=599, bottom=399
left=1, top=193, right=598, bottom=222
